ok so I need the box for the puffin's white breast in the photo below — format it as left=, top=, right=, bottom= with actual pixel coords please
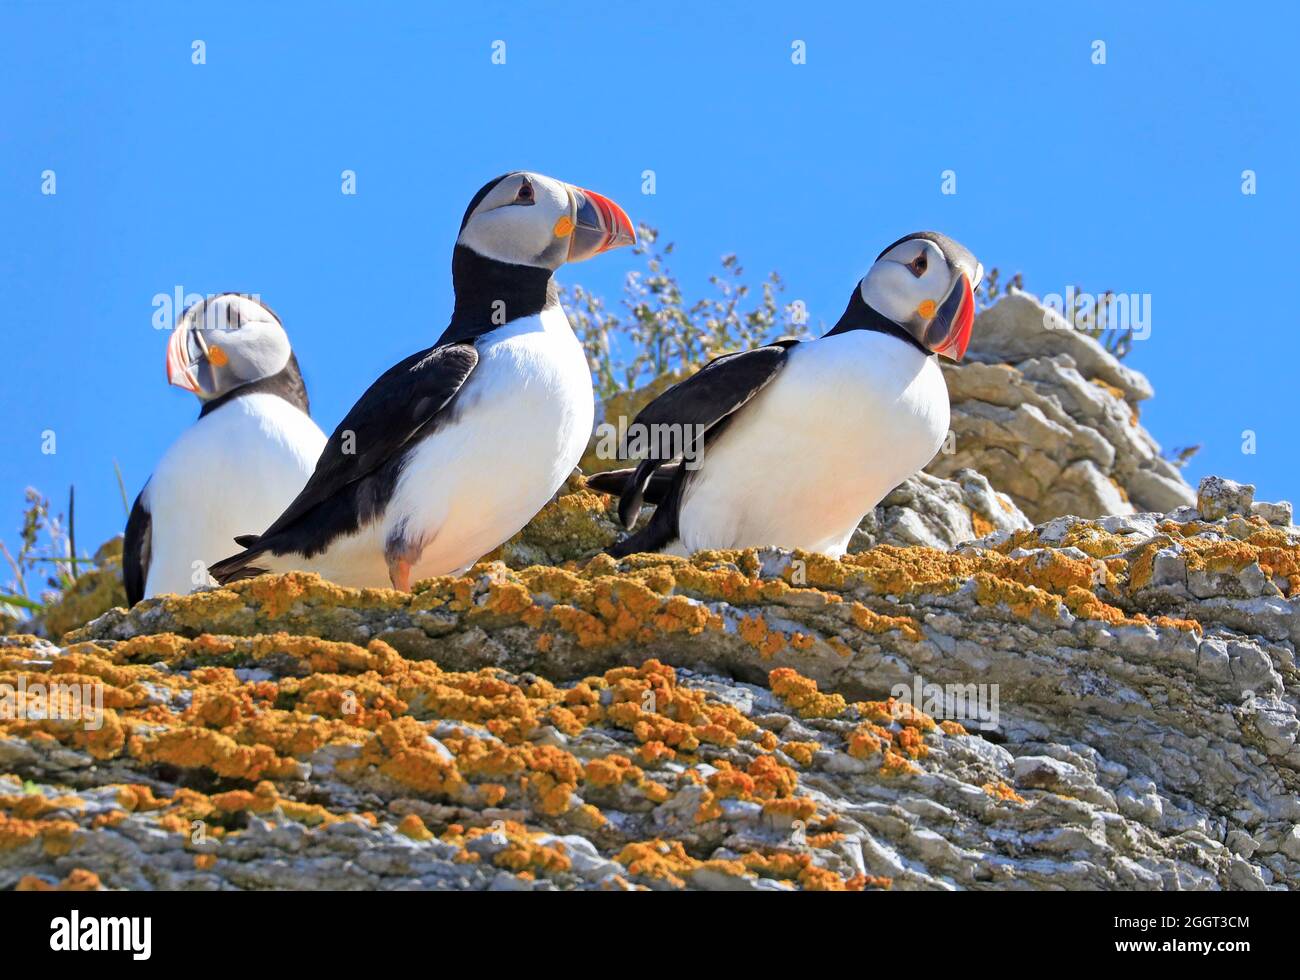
left=145, top=394, right=327, bottom=597
left=303, top=305, right=594, bottom=587
left=676, top=331, right=949, bottom=556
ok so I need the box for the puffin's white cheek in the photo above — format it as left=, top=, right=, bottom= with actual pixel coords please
left=464, top=209, right=560, bottom=266
left=863, top=268, right=923, bottom=324
left=226, top=324, right=291, bottom=383
left=464, top=216, right=509, bottom=261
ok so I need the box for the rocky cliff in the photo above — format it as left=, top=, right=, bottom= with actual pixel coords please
left=2, top=473, right=1296, bottom=891
left=2, top=294, right=1294, bottom=892
left=932, top=292, right=1196, bottom=521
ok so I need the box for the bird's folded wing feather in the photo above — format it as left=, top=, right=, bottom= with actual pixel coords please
left=617, top=341, right=796, bottom=526
left=250, top=343, right=480, bottom=541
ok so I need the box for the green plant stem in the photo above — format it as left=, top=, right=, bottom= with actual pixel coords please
left=0, top=588, right=43, bottom=612
left=113, top=459, right=130, bottom=516
left=68, top=485, right=78, bottom=581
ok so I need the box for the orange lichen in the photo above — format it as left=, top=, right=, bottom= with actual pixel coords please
left=974, top=572, right=1063, bottom=621
left=738, top=614, right=788, bottom=658
left=0, top=811, right=79, bottom=856
left=0, top=793, right=84, bottom=820
left=615, top=839, right=746, bottom=889
left=1128, top=541, right=1161, bottom=591
left=397, top=813, right=435, bottom=841
left=584, top=755, right=639, bottom=788
left=782, top=741, right=820, bottom=766
left=761, top=797, right=819, bottom=822
left=116, top=784, right=169, bottom=813
left=16, top=868, right=102, bottom=891
left=134, top=728, right=301, bottom=782
left=28, top=514, right=1259, bottom=891
left=879, top=751, right=920, bottom=777
left=493, top=839, right=571, bottom=874
left=842, top=699, right=943, bottom=776
left=768, top=668, right=846, bottom=719
left=848, top=602, right=923, bottom=642
left=741, top=851, right=869, bottom=891
left=847, top=725, right=883, bottom=759
left=983, top=781, right=1027, bottom=804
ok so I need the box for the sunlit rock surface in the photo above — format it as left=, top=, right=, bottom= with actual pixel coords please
left=931, top=291, right=1197, bottom=521
left=3, top=476, right=1296, bottom=891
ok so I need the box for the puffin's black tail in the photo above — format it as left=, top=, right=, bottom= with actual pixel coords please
left=606, top=487, right=682, bottom=557
left=208, top=536, right=272, bottom=585
left=585, top=468, right=631, bottom=497
left=587, top=464, right=686, bottom=558
left=586, top=466, right=681, bottom=511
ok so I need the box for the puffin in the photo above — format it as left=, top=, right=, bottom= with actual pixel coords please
left=209, top=171, right=634, bottom=590
left=586, top=231, right=983, bottom=558
left=124, top=294, right=328, bottom=605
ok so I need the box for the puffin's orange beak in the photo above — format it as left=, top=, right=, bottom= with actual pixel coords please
left=166, top=322, right=201, bottom=392
left=925, top=273, right=975, bottom=362
left=564, top=185, right=635, bottom=262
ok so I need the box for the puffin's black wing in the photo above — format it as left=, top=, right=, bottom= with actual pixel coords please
left=612, top=342, right=797, bottom=530
left=208, top=343, right=480, bottom=583
left=123, top=485, right=152, bottom=607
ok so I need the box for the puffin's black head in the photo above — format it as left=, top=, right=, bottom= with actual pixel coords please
left=853, top=231, right=984, bottom=361
left=455, top=171, right=635, bottom=272
left=166, top=293, right=293, bottom=399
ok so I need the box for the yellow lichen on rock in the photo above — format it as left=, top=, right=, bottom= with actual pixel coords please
left=768, top=668, right=847, bottom=719
left=15, top=481, right=1293, bottom=891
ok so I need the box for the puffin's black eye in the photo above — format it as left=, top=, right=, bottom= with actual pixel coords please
left=908, top=252, right=928, bottom=277
left=515, top=179, right=535, bottom=204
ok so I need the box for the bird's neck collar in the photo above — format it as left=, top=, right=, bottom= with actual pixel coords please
left=198, top=352, right=311, bottom=419
left=823, top=286, right=931, bottom=357
left=438, top=245, right=558, bottom=345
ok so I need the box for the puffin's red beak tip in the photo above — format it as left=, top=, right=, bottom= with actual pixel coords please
left=932, top=274, right=975, bottom=362
left=586, top=188, right=635, bottom=252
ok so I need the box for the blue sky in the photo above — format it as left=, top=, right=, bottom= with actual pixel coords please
left=1, top=0, right=1296, bottom=568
